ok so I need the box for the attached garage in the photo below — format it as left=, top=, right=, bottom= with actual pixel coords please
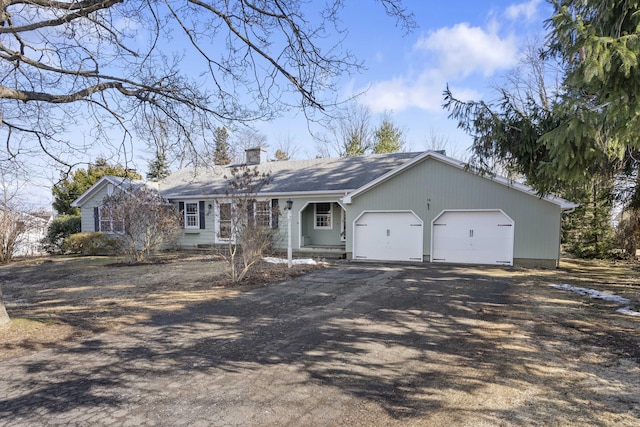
left=431, top=210, right=514, bottom=266
left=353, top=211, right=423, bottom=262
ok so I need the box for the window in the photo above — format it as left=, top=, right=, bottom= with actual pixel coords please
left=98, top=205, right=125, bottom=233
left=255, top=201, right=271, bottom=227
left=218, top=202, right=233, bottom=239
left=315, top=202, right=332, bottom=229
left=185, top=202, right=199, bottom=228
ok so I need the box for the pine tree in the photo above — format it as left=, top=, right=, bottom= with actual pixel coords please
left=273, top=149, right=289, bottom=161
left=213, top=127, right=232, bottom=165
left=562, top=177, right=616, bottom=258
left=52, top=158, right=142, bottom=215
left=372, top=116, right=404, bottom=154
left=147, top=150, right=171, bottom=181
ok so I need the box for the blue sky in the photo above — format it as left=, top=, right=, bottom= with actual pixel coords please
left=18, top=0, right=553, bottom=208
left=256, top=0, right=552, bottom=159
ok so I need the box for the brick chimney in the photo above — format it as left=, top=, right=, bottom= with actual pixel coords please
left=245, top=147, right=267, bottom=165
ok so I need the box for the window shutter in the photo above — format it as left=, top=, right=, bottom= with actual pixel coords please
left=199, top=201, right=206, bottom=229
left=271, top=199, right=279, bottom=229
left=247, top=200, right=255, bottom=226
left=94, top=207, right=100, bottom=232
left=178, top=202, right=185, bottom=228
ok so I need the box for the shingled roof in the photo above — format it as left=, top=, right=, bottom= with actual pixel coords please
left=158, top=152, right=421, bottom=198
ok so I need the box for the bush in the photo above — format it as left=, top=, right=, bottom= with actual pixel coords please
left=41, top=214, right=81, bottom=254
left=63, top=232, right=122, bottom=256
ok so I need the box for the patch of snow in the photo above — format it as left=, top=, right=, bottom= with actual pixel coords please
left=263, top=257, right=317, bottom=265
left=551, top=284, right=640, bottom=317
left=616, top=306, right=640, bottom=317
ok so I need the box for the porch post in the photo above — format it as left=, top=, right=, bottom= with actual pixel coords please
left=286, top=199, right=293, bottom=268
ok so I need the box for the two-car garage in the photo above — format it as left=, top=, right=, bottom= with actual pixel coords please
left=352, top=209, right=515, bottom=266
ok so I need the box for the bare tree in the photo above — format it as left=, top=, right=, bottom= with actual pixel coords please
left=317, top=103, right=373, bottom=157
left=231, top=128, right=269, bottom=163
left=272, top=133, right=300, bottom=161
left=0, top=171, right=32, bottom=325
left=0, top=1, right=414, bottom=170
left=0, top=174, right=30, bottom=264
left=424, top=129, right=469, bottom=162
left=102, top=187, right=182, bottom=263
left=220, top=165, right=275, bottom=282
left=0, top=283, right=9, bottom=326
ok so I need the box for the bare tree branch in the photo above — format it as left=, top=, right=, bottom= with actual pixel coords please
left=0, top=0, right=414, bottom=169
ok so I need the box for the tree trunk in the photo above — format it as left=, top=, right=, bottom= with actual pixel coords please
left=0, top=283, right=10, bottom=326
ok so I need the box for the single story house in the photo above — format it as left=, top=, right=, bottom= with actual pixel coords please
left=72, top=149, right=577, bottom=268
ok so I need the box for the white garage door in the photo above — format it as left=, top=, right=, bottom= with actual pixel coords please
left=431, top=210, right=514, bottom=266
left=353, top=211, right=423, bottom=262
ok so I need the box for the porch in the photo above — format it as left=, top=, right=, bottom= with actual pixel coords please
left=298, top=201, right=346, bottom=255
left=296, top=243, right=347, bottom=259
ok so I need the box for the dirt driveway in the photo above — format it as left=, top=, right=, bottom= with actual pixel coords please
left=1, top=259, right=640, bottom=426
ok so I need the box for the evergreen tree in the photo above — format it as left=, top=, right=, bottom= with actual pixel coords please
left=147, top=150, right=171, bottom=181
left=341, top=134, right=369, bottom=157
left=547, top=0, right=640, bottom=163
left=372, top=116, right=405, bottom=154
left=443, top=42, right=625, bottom=259
left=53, top=158, right=142, bottom=215
left=273, top=149, right=289, bottom=161
left=562, top=178, right=616, bottom=258
left=213, top=127, right=232, bottom=165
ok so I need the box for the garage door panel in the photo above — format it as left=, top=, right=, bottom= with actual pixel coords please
left=354, top=211, right=423, bottom=262
left=431, top=210, right=514, bottom=265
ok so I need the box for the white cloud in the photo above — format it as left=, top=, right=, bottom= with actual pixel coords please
left=358, top=20, right=519, bottom=113
left=415, top=23, right=518, bottom=79
left=505, top=0, right=541, bottom=22
left=359, top=73, right=481, bottom=113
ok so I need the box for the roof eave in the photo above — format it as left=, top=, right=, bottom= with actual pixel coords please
left=162, top=189, right=352, bottom=200
left=70, top=176, right=121, bottom=207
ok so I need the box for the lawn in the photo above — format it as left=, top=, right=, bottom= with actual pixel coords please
left=1, top=255, right=639, bottom=425
left=0, top=253, right=320, bottom=361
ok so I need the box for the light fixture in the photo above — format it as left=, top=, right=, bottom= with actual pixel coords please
left=208, top=203, right=213, bottom=209
left=286, top=199, right=293, bottom=211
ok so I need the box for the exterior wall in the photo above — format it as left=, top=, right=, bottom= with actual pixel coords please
left=13, top=215, right=49, bottom=257
left=173, top=200, right=218, bottom=249
left=80, top=189, right=346, bottom=252
left=173, top=196, right=345, bottom=251
left=299, top=201, right=343, bottom=246
left=345, top=158, right=563, bottom=263
left=79, top=184, right=112, bottom=232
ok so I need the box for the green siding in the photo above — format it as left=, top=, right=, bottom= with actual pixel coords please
left=299, top=201, right=343, bottom=246
left=267, top=197, right=345, bottom=250
left=79, top=184, right=112, bottom=232
left=346, top=158, right=562, bottom=261
left=175, top=200, right=217, bottom=248
left=173, top=196, right=345, bottom=250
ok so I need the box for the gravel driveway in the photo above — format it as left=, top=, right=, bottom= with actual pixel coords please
left=1, top=262, right=639, bottom=426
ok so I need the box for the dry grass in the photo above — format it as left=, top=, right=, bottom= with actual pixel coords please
left=0, top=252, right=322, bottom=361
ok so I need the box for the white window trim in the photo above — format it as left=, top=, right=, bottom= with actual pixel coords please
left=252, top=199, right=272, bottom=228
left=184, top=202, right=200, bottom=229
left=314, top=202, right=333, bottom=230
left=98, top=205, right=125, bottom=234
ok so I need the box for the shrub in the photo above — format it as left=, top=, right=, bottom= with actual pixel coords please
left=41, top=214, right=81, bottom=254
left=63, top=232, right=121, bottom=256
left=102, top=187, right=182, bottom=263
